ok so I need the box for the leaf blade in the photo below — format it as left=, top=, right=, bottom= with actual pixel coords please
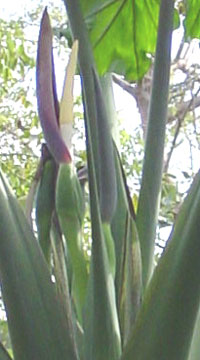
left=0, top=170, right=79, bottom=360
left=122, top=171, right=200, bottom=360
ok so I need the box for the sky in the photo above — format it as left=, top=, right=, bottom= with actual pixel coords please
left=1, top=0, right=34, bottom=18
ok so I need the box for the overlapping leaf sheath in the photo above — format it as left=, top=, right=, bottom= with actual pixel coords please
left=50, top=215, right=79, bottom=356
left=80, top=71, right=122, bottom=360
left=91, top=67, right=142, bottom=349
left=80, top=105, right=122, bottom=360
left=64, top=3, right=123, bottom=357
left=92, top=67, right=117, bottom=224
left=83, top=238, right=122, bottom=360
left=82, top=179, right=122, bottom=360
left=0, top=342, right=12, bottom=360
left=92, top=68, right=117, bottom=278
left=112, top=147, right=142, bottom=347
left=188, top=306, right=200, bottom=359
left=56, top=163, right=88, bottom=324
left=35, top=146, right=57, bottom=264
left=122, top=171, right=200, bottom=360
left=0, top=170, right=79, bottom=360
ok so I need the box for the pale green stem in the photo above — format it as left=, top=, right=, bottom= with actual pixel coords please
left=136, top=0, right=174, bottom=288
left=100, top=74, right=120, bottom=147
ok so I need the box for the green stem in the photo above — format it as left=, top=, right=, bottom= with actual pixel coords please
left=136, top=0, right=174, bottom=288
left=62, top=0, right=104, bottom=273
left=63, top=0, right=100, bottom=188
left=63, top=3, right=122, bottom=358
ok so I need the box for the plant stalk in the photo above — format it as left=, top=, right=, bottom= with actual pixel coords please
left=136, top=0, right=174, bottom=287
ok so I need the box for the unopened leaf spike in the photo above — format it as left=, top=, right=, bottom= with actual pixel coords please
left=36, top=8, right=71, bottom=164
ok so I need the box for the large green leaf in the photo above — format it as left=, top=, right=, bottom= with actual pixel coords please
left=184, top=0, right=200, bottom=39
left=122, top=171, right=200, bottom=360
left=0, top=170, right=79, bottom=360
left=80, top=0, right=160, bottom=80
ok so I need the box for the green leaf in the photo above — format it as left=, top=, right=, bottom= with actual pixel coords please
left=6, top=35, right=16, bottom=55
left=76, top=0, right=180, bottom=80
left=184, top=0, right=200, bottom=39
left=80, top=0, right=160, bottom=80
left=0, top=169, right=79, bottom=360
left=17, top=43, right=34, bottom=66
left=122, top=171, right=200, bottom=360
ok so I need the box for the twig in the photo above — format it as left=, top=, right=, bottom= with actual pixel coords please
left=112, top=74, right=137, bottom=97
left=164, top=87, right=200, bottom=172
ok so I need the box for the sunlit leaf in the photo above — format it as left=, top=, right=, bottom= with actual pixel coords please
left=184, top=0, right=200, bottom=39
